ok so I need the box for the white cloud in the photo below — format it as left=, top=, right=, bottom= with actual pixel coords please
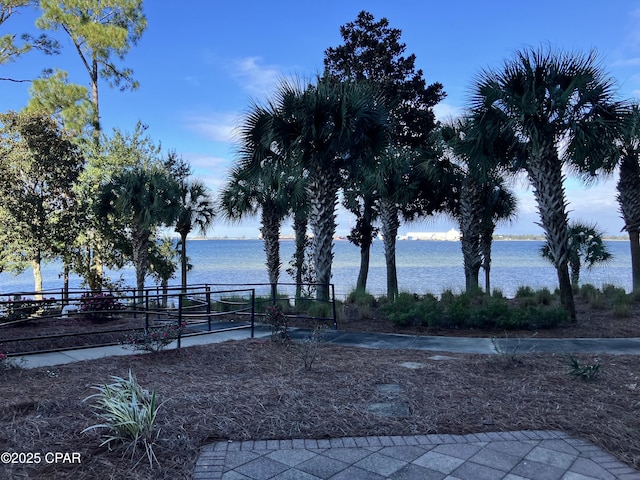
left=180, top=152, right=232, bottom=191
left=184, top=112, right=240, bottom=143
left=231, top=56, right=283, bottom=98
left=433, top=102, right=464, bottom=122
left=611, top=57, right=640, bottom=68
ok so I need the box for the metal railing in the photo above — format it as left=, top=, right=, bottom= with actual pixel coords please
left=0, top=282, right=336, bottom=355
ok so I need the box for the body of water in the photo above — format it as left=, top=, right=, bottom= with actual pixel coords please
left=0, top=239, right=632, bottom=299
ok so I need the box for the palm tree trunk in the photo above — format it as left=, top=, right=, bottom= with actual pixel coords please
left=617, top=155, right=640, bottom=292
left=629, top=230, right=640, bottom=292
left=527, top=148, right=575, bottom=320
left=131, top=229, right=150, bottom=303
left=481, top=228, right=494, bottom=295
left=380, top=198, right=399, bottom=301
left=356, top=200, right=375, bottom=292
left=459, top=183, right=483, bottom=293
left=180, top=232, right=188, bottom=292
left=308, top=172, right=337, bottom=302
left=292, top=209, right=307, bottom=301
left=357, top=243, right=371, bottom=292
left=260, top=201, right=282, bottom=296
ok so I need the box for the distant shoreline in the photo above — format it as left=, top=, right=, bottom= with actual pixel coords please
left=187, top=236, right=629, bottom=242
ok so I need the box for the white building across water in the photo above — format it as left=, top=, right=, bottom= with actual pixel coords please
left=398, top=229, right=461, bottom=241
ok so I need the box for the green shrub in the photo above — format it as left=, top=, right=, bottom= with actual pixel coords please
left=380, top=287, right=569, bottom=331
left=523, top=305, right=570, bottom=328
left=83, top=370, right=161, bottom=467
left=613, top=295, right=632, bottom=318
left=515, top=286, right=534, bottom=298
left=586, top=289, right=606, bottom=309
left=602, top=284, right=627, bottom=302
left=439, top=299, right=470, bottom=328
left=345, top=289, right=377, bottom=308
left=305, top=302, right=334, bottom=320
left=579, top=283, right=598, bottom=299
left=471, top=298, right=512, bottom=329
left=534, top=287, right=554, bottom=306
left=381, top=292, right=421, bottom=327
left=439, top=289, right=457, bottom=305
left=491, top=289, right=505, bottom=299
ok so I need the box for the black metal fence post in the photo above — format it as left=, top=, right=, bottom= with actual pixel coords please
left=331, top=284, right=337, bottom=331
left=251, top=289, right=255, bottom=338
left=177, top=293, right=183, bottom=349
left=206, top=286, right=212, bottom=331
left=144, top=289, right=149, bottom=331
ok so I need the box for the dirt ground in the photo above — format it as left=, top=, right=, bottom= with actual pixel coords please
left=0, top=298, right=639, bottom=479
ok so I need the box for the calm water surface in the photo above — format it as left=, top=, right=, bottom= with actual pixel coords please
left=0, top=239, right=631, bottom=299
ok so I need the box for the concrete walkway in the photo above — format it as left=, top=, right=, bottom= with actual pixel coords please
left=194, top=431, right=640, bottom=480
left=12, top=327, right=640, bottom=479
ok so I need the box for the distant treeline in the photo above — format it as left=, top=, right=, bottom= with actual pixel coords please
left=495, top=234, right=627, bottom=241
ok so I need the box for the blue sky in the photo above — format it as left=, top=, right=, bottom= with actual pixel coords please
left=2, top=1, right=640, bottom=238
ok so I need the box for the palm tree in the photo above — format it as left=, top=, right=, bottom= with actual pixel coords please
left=96, top=164, right=181, bottom=297
left=219, top=105, right=303, bottom=297
left=270, top=77, right=389, bottom=302
left=288, top=193, right=313, bottom=302
left=149, top=236, right=180, bottom=307
left=615, top=105, right=640, bottom=292
left=174, top=180, right=215, bottom=291
left=431, top=119, right=517, bottom=294
left=541, top=221, right=612, bottom=288
left=471, top=47, right=621, bottom=320
left=377, top=147, right=438, bottom=301
left=479, top=181, right=518, bottom=293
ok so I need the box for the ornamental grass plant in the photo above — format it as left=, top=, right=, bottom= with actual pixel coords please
left=82, top=370, right=162, bottom=468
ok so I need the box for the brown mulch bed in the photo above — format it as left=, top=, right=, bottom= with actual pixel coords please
left=0, top=298, right=639, bottom=479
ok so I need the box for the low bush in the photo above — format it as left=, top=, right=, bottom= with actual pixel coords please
left=515, top=286, right=535, bottom=298
left=80, top=293, right=123, bottom=314
left=534, top=287, right=554, bottom=306
left=381, top=292, right=423, bottom=327
left=265, top=305, right=290, bottom=343
left=613, top=296, right=632, bottom=318
left=293, top=324, right=327, bottom=371
left=304, top=302, right=334, bottom=320
left=123, top=322, right=185, bottom=353
left=602, top=284, right=627, bottom=302
left=346, top=289, right=377, bottom=308
left=382, top=289, right=568, bottom=331
left=1, top=296, right=40, bottom=322
left=0, top=351, right=22, bottom=370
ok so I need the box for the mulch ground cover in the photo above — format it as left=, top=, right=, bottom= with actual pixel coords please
left=0, top=298, right=639, bottom=479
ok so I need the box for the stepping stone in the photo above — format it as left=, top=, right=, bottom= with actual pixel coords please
left=376, top=383, right=403, bottom=397
left=367, top=401, right=411, bottom=417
